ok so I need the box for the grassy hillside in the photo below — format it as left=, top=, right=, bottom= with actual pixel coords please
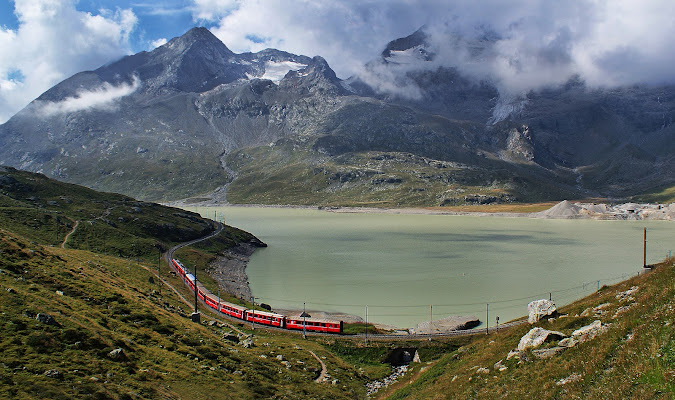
left=0, top=166, right=226, bottom=262
left=382, top=258, right=675, bottom=399
left=2, top=165, right=673, bottom=399
left=223, top=144, right=579, bottom=208
left=0, top=228, right=373, bottom=399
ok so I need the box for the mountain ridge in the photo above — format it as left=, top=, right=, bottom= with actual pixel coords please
left=0, top=26, right=673, bottom=204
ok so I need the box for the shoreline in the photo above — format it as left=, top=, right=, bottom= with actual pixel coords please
left=187, top=200, right=672, bottom=334
left=173, top=200, right=675, bottom=221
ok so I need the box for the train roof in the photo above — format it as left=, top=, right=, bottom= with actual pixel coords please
left=286, top=316, right=343, bottom=324
left=247, top=309, right=285, bottom=318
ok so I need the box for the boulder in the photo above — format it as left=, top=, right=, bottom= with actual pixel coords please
left=36, top=313, right=60, bottom=327
left=413, top=315, right=480, bottom=334
left=44, top=369, right=62, bottom=379
left=108, top=348, right=126, bottom=361
left=532, top=346, right=566, bottom=359
left=527, top=299, right=557, bottom=324
left=517, top=327, right=566, bottom=351
left=571, top=320, right=607, bottom=343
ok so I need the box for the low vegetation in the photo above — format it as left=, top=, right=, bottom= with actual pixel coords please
left=383, top=257, right=675, bottom=399
left=1, top=166, right=672, bottom=399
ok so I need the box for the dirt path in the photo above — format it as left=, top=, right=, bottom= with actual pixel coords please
left=307, top=350, right=328, bottom=383
left=61, top=220, right=79, bottom=248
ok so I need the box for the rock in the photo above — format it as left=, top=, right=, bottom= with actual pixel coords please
left=240, top=338, right=254, bottom=348
left=108, top=348, right=126, bottom=360
left=223, top=334, right=239, bottom=343
left=55, top=290, right=64, bottom=296
left=275, top=354, right=285, bottom=361
left=527, top=299, right=557, bottom=324
left=556, top=373, right=582, bottom=385
left=476, top=367, right=489, bottom=374
left=517, top=327, right=566, bottom=351
left=36, top=313, right=60, bottom=327
left=6, top=287, right=15, bottom=294
left=494, top=360, right=508, bottom=372
left=44, top=369, right=62, bottom=379
left=593, top=303, right=612, bottom=314
left=571, top=320, right=607, bottom=343
left=616, top=286, right=639, bottom=301
left=507, top=350, right=521, bottom=360
left=559, top=337, right=578, bottom=348
left=532, top=347, right=566, bottom=359
left=281, top=361, right=292, bottom=369
left=412, top=350, right=421, bottom=363
left=413, top=315, right=480, bottom=334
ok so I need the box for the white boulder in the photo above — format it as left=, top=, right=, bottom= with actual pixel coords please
left=517, top=327, right=566, bottom=351
left=528, top=299, right=557, bottom=324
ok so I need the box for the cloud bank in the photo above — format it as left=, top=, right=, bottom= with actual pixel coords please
left=35, top=76, right=141, bottom=117
left=0, top=0, right=137, bottom=123
left=205, top=0, right=675, bottom=97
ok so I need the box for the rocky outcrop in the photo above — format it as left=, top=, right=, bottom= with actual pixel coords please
left=412, top=315, right=480, bottom=335
left=517, top=327, right=566, bottom=351
left=527, top=299, right=557, bottom=324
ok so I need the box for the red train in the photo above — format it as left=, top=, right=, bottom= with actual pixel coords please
left=171, top=259, right=343, bottom=334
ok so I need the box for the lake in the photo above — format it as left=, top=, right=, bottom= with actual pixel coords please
left=186, top=206, right=673, bottom=329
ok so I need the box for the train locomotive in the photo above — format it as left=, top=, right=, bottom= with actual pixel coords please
left=171, top=259, right=343, bottom=334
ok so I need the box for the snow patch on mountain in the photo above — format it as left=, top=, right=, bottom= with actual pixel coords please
left=260, top=61, right=307, bottom=83
left=385, top=46, right=428, bottom=65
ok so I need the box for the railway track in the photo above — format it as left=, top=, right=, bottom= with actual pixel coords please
left=163, top=221, right=528, bottom=340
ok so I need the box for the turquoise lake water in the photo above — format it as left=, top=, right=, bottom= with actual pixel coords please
left=187, top=206, right=674, bottom=329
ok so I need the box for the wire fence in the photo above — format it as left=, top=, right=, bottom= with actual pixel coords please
left=252, top=269, right=647, bottom=327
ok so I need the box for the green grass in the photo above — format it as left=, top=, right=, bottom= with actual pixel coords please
left=636, top=185, right=675, bottom=204
left=384, top=257, right=675, bottom=399
left=225, top=144, right=573, bottom=207
left=0, top=167, right=218, bottom=262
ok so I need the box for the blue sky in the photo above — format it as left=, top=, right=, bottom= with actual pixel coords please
left=1, top=0, right=674, bottom=123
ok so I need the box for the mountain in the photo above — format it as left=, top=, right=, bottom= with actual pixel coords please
left=0, top=27, right=673, bottom=205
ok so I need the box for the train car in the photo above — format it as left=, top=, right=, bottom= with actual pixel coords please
left=171, top=257, right=343, bottom=334
left=219, top=302, right=247, bottom=319
left=244, top=309, right=286, bottom=328
left=285, top=317, right=343, bottom=334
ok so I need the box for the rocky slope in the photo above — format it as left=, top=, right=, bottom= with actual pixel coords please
left=0, top=27, right=673, bottom=205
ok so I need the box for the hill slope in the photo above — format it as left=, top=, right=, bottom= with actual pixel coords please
left=383, top=259, right=675, bottom=399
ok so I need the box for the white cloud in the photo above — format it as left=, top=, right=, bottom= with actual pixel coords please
left=0, top=0, right=137, bottom=123
left=35, top=76, right=141, bottom=117
left=151, top=37, right=168, bottom=49
left=203, top=0, right=675, bottom=96
left=192, top=0, right=238, bottom=21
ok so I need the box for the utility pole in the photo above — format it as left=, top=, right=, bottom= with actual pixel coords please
left=643, top=227, right=647, bottom=268
left=486, top=303, right=489, bottom=335
left=251, top=296, right=257, bottom=331
left=365, top=305, right=368, bottom=346
left=429, top=305, right=433, bottom=341
left=303, top=302, right=307, bottom=339
left=190, top=262, right=200, bottom=323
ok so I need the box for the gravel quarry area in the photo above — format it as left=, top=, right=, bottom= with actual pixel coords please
left=326, top=201, right=675, bottom=220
